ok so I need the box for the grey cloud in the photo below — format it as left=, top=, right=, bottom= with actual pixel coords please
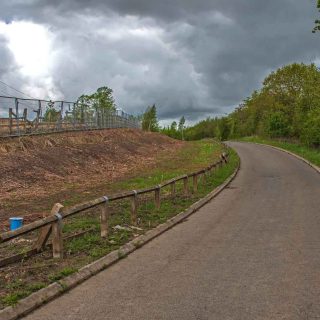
left=0, top=0, right=319, bottom=122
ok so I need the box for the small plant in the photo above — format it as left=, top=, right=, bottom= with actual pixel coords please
left=49, top=267, right=78, bottom=282
left=1, top=282, right=46, bottom=306
left=2, top=292, right=27, bottom=306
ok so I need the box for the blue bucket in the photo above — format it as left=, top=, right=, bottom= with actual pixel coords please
left=9, top=217, right=24, bottom=231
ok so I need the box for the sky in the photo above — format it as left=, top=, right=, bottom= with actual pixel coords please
left=0, top=0, right=319, bottom=124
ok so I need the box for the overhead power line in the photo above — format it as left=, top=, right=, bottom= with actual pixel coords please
left=0, top=80, right=35, bottom=99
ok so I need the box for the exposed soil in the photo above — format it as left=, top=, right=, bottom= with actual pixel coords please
left=0, top=129, right=184, bottom=231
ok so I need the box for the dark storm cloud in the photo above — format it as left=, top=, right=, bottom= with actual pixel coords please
left=0, top=0, right=319, bottom=122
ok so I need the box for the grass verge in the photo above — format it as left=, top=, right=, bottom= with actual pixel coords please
left=0, top=140, right=239, bottom=309
left=237, top=136, right=320, bottom=167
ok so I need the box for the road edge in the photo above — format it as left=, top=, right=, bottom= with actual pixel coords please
left=0, top=155, right=240, bottom=320
left=239, top=141, right=320, bottom=174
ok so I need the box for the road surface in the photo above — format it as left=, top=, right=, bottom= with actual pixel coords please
left=25, top=142, right=320, bottom=320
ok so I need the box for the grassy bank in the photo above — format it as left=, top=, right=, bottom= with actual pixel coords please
left=237, top=136, right=320, bottom=167
left=0, top=139, right=239, bottom=309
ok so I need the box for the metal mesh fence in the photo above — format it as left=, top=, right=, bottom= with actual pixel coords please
left=0, top=96, right=141, bottom=137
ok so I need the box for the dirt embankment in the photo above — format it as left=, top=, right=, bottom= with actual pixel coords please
left=0, top=129, right=183, bottom=230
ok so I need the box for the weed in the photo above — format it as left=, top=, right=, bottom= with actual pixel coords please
left=49, top=267, right=78, bottom=282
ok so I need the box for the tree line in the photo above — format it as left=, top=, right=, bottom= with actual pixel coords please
left=153, top=63, right=320, bottom=147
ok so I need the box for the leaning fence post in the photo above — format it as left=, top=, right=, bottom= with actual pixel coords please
left=51, top=203, right=64, bottom=259
left=100, top=196, right=109, bottom=237
left=131, top=191, right=138, bottom=225
left=155, top=186, right=161, bottom=209
left=33, top=203, right=61, bottom=252
left=193, top=174, right=198, bottom=193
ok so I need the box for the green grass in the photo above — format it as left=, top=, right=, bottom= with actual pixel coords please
left=238, top=136, right=320, bottom=167
left=48, top=267, right=78, bottom=282
left=61, top=139, right=222, bottom=208
left=2, top=282, right=46, bottom=306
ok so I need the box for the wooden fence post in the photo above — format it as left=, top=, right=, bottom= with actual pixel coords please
left=51, top=203, right=64, bottom=259
left=171, top=181, right=176, bottom=198
left=183, top=176, right=189, bottom=195
left=23, top=108, right=27, bottom=133
left=33, top=203, right=62, bottom=252
left=193, top=174, right=198, bottom=193
left=100, top=196, right=109, bottom=237
left=131, top=191, right=138, bottom=225
left=9, top=108, right=13, bottom=135
left=155, top=186, right=161, bottom=209
left=202, top=170, right=206, bottom=185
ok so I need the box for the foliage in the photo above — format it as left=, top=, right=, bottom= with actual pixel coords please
left=313, top=0, right=320, bottom=33
left=178, top=116, right=186, bottom=140
left=142, top=104, right=159, bottom=132
left=43, top=100, right=60, bottom=122
left=225, top=63, right=320, bottom=147
left=161, top=63, right=320, bottom=148
left=75, top=86, right=116, bottom=123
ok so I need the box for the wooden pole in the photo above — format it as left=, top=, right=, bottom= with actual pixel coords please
left=183, top=176, right=189, bottom=195
left=15, top=98, right=20, bottom=135
left=100, top=197, right=109, bottom=238
left=171, top=181, right=176, bottom=198
left=23, top=108, right=27, bottom=133
left=130, top=192, right=138, bottom=225
left=51, top=203, right=64, bottom=259
left=202, top=171, right=206, bottom=185
left=33, top=203, right=62, bottom=252
left=154, top=186, right=161, bottom=209
left=9, top=108, right=13, bottom=135
left=193, top=174, right=198, bottom=193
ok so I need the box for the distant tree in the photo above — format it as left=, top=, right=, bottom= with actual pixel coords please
left=312, top=0, right=320, bottom=33
left=178, top=116, right=186, bottom=140
left=170, top=121, right=177, bottom=131
left=216, top=117, right=231, bottom=141
left=43, top=100, right=60, bottom=122
left=75, top=86, right=116, bottom=124
left=92, top=87, right=116, bottom=112
left=142, top=104, right=159, bottom=132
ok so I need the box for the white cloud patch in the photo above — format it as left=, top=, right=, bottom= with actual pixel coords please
left=0, top=20, right=63, bottom=99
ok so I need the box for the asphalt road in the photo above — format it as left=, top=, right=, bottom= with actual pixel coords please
left=25, top=142, right=320, bottom=320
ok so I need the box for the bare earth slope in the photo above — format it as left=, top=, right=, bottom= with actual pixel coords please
left=25, top=142, right=320, bottom=320
left=0, top=129, right=183, bottom=229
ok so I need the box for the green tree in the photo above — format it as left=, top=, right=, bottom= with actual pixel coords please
left=91, top=87, right=116, bottom=112
left=170, top=121, right=177, bottom=131
left=313, top=0, right=320, bottom=33
left=142, top=104, right=159, bottom=132
left=178, top=116, right=186, bottom=140
left=301, top=107, right=320, bottom=145
left=43, top=101, right=60, bottom=122
left=75, top=86, right=116, bottom=125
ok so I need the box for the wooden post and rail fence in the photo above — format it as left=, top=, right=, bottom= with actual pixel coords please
left=0, top=151, right=229, bottom=264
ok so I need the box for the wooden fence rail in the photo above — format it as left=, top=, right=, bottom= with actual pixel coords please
left=0, top=151, right=229, bottom=261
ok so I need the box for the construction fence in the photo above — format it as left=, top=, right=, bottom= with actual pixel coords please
left=0, top=96, right=141, bottom=137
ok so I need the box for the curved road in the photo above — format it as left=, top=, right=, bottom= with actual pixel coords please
left=25, top=142, right=320, bottom=320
